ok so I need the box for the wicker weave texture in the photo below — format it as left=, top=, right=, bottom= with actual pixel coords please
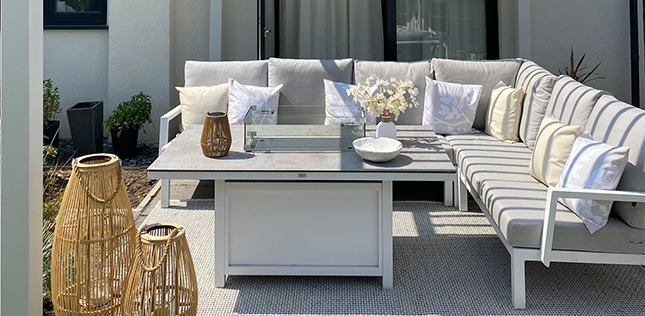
left=200, top=112, right=232, bottom=158
left=51, top=154, right=136, bottom=316
left=123, top=223, right=198, bottom=316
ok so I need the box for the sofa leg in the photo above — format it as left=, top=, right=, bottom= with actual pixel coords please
left=511, top=252, right=527, bottom=309
left=443, top=181, right=454, bottom=207
left=457, top=169, right=468, bottom=212
left=161, top=179, right=170, bottom=208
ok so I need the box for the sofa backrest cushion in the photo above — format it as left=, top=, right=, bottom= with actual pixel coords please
left=515, top=60, right=557, bottom=150
left=268, top=58, right=354, bottom=106
left=184, top=60, right=268, bottom=87
left=545, top=76, right=605, bottom=128
left=354, top=60, right=432, bottom=125
left=584, top=95, right=645, bottom=229
left=431, top=58, right=523, bottom=130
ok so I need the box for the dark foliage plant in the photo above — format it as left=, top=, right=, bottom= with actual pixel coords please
left=105, top=92, right=153, bottom=133
left=558, top=47, right=604, bottom=84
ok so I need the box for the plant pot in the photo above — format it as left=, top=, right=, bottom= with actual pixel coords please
left=43, top=120, right=60, bottom=147
left=111, top=127, right=138, bottom=159
left=66, top=101, right=104, bottom=156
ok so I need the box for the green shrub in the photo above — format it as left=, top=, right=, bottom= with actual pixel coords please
left=43, top=79, right=61, bottom=123
left=105, top=92, right=153, bottom=132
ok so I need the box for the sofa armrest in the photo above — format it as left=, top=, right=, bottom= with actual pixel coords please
left=159, top=105, right=182, bottom=155
left=540, top=187, right=645, bottom=266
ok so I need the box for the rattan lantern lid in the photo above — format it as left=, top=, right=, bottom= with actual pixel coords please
left=139, top=222, right=187, bottom=245
left=74, top=153, right=121, bottom=173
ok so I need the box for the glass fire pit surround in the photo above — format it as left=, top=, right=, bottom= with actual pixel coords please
left=244, top=104, right=366, bottom=152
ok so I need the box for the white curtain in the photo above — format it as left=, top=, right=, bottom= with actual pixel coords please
left=280, top=0, right=384, bottom=60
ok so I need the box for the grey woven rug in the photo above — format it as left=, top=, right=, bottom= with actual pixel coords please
left=142, top=200, right=645, bottom=316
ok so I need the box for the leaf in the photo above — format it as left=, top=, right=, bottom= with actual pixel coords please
left=438, top=104, right=450, bottom=116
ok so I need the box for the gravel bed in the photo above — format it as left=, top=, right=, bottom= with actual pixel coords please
left=55, top=138, right=158, bottom=168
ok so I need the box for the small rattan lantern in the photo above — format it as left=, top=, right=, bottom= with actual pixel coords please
left=123, top=223, right=198, bottom=316
left=51, top=153, right=136, bottom=316
left=201, top=111, right=232, bottom=158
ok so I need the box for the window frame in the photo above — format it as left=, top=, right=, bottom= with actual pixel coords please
left=44, top=0, right=108, bottom=29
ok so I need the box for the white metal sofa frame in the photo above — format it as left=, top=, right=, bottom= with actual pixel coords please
left=455, top=171, right=645, bottom=309
left=158, top=58, right=645, bottom=310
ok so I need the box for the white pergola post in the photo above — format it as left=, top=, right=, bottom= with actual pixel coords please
left=1, top=0, right=44, bottom=314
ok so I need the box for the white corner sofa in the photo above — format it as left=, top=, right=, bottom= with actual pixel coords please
left=159, top=58, right=645, bottom=309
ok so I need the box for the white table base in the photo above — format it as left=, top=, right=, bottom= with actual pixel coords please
left=214, top=180, right=394, bottom=288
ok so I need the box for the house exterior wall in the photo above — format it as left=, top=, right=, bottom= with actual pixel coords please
left=108, top=0, right=172, bottom=144
left=43, top=30, right=109, bottom=140
left=171, top=0, right=212, bottom=108
left=222, top=0, right=258, bottom=61
left=3, top=1, right=640, bottom=144
left=498, top=0, right=517, bottom=58
left=529, top=0, right=633, bottom=105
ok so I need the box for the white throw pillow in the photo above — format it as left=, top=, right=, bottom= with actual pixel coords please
left=176, top=84, right=228, bottom=127
left=485, top=81, right=524, bottom=142
left=323, top=79, right=376, bottom=126
left=556, top=133, right=630, bottom=234
left=228, top=79, right=283, bottom=125
left=422, top=76, right=482, bottom=135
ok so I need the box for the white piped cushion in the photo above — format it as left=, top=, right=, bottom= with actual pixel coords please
left=323, top=79, right=376, bottom=126
left=228, top=79, right=282, bottom=125
left=557, top=133, right=630, bottom=234
left=423, top=76, right=482, bottom=135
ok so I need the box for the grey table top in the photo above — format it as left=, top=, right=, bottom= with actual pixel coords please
left=147, top=125, right=455, bottom=180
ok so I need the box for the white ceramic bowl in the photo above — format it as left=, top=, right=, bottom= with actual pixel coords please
left=353, top=137, right=403, bottom=163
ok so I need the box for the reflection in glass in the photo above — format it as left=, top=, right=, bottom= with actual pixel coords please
left=55, top=0, right=101, bottom=13
left=396, top=0, right=487, bottom=61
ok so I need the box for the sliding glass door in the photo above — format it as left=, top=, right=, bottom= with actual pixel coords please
left=394, top=0, right=492, bottom=61
left=259, top=0, right=497, bottom=61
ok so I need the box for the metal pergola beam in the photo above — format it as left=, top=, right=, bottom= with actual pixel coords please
left=1, top=0, right=44, bottom=314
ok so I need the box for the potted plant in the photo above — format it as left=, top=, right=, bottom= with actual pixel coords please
left=43, top=79, right=61, bottom=148
left=105, top=92, right=152, bottom=159
left=66, top=101, right=104, bottom=156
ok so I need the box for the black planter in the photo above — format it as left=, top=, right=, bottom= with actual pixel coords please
left=111, top=127, right=139, bottom=159
left=67, top=101, right=104, bottom=156
left=43, top=120, right=60, bottom=147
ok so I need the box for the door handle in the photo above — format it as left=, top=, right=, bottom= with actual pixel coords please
left=263, top=28, right=272, bottom=38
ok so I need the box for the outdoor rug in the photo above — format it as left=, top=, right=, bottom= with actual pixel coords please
left=141, top=200, right=645, bottom=316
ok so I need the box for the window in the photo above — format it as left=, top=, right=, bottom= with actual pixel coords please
left=391, top=0, right=498, bottom=61
left=44, top=0, right=107, bottom=29
left=259, top=0, right=498, bottom=61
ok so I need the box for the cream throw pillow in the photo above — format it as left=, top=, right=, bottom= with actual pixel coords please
left=485, top=81, right=524, bottom=142
left=556, top=133, right=629, bottom=234
left=529, top=114, right=583, bottom=186
left=176, top=83, right=228, bottom=127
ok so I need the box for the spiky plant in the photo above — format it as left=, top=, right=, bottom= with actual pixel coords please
left=558, top=47, right=604, bottom=84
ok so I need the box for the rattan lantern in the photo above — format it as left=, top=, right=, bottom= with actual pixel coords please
left=201, top=111, right=232, bottom=158
left=51, top=153, right=136, bottom=316
left=123, top=223, right=198, bottom=316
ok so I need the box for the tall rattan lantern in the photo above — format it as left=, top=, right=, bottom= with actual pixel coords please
left=123, top=223, right=198, bottom=316
left=51, top=154, right=136, bottom=316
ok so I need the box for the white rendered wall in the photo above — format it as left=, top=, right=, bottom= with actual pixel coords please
left=498, top=0, right=517, bottom=58
left=222, top=0, right=258, bottom=61
left=171, top=0, right=212, bottom=108
left=529, top=0, right=633, bottom=104
left=44, top=30, right=109, bottom=139
left=108, top=0, right=172, bottom=144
